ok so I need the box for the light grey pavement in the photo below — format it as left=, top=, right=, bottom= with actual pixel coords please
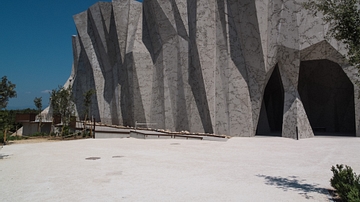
left=0, top=137, right=359, bottom=201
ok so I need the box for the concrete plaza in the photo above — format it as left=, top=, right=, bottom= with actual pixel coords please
left=1, top=137, right=359, bottom=201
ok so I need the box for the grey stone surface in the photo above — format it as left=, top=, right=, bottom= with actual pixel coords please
left=69, top=0, right=360, bottom=139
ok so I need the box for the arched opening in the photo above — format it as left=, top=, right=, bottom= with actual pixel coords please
left=298, top=59, right=355, bottom=136
left=256, top=65, right=284, bottom=136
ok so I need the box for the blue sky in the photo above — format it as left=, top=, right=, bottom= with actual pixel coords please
left=0, top=0, right=140, bottom=109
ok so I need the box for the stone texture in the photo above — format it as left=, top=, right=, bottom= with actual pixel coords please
left=68, top=0, right=360, bottom=139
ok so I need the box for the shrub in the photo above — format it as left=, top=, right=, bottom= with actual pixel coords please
left=1, top=132, right=28, bottom=143
left=330, top=164, right=360, bottom=202
left=0, top=132, right=4, bottom=144
left=31, top=132, right=48, bottom=137
left=7, top=135, right=27, bottom=141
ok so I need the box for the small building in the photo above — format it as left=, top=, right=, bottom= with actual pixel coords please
left=16, top=113, right=52, bottom=136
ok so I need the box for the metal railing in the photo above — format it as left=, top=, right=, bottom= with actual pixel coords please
left=134, top=121, right=158, bottom=130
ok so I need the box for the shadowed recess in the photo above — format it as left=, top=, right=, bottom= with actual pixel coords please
left=299, top=59, right=355, bottom=136
left=256, top=65, right=284, bottom=136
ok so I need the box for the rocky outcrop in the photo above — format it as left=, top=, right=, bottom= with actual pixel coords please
left=69, top=0, right=360, bottom=138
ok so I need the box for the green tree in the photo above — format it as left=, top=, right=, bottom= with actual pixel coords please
left=50, top=86, right=75, bottom=137
left=304, top=0, right=360, bottom=69
left=0, top=76, right=17, bottom=109
left=83, top=89, right=96, bottom=121
left=82, top=89, right=95, bottom=137
left=0, top=110, right=10, bottom=144
left=0, top=108, right=37, bottom=132
left=0, top=108, right=38, bottom=143
left=0, top=76, right=16, bottom=144
left=34, top=97, right=43, bottom=133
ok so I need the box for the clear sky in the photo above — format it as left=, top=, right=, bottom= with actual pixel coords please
left=0, top=0, right=141, bottom=110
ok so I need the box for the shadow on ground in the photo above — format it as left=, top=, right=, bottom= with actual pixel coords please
left=257, top=174, right=331, bottom=200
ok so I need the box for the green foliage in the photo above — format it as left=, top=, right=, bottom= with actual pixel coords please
left=83, top=89, right=96, bottom=120
left=50, top=86, right=74, bottom=117
left=62, top=125, right=70, bottom=137
left=82, top=131, right=91, bottom=138
left=30, top=132, right=48, bottom=137
left=34, top=97, right=42, bottom=113
left=8, top=135, right=27, bottom=141
left=0, top=131, right=27, bottom=144
left=49, top=132, right=57, bottom=137
left=0, top=108, right=38, bottom=144
left=0, top=131, right=4, bottom=144
left=330, top=164, right=360, bottom=202
left=304, top=0, right=360, bottom=69
left=0, top=109, right=37, bottom=133
left=0, top=76, right=17, bottom=109
left=0, top=110, right=11, bottom=131
left=50, top=86, right=75, bottom=136
left=34, top=97, right=43, bottom=132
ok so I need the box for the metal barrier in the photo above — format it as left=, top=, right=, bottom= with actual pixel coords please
left=135, top=121, right=157, bottom=130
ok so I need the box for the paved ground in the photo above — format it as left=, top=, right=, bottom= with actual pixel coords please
left=0, top=136, right=359, bottom=201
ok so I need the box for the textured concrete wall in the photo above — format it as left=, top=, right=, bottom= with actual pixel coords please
left=69, top=0, right=360, bottom=139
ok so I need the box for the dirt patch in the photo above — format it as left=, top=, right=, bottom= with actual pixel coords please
left=7, top=138, right=61, bottom=145
left=6, top=136, right=92, bottom=145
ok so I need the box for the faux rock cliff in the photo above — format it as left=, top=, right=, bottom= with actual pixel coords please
left=68, top=0, right=360, bottom=138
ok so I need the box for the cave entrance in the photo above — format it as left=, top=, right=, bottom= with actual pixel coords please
left=256, top=65, right=284, bottom=136
left=298, top=59, right=355, bottom=136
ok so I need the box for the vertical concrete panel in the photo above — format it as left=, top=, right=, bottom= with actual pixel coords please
left=214, top=0, right=230, bottom=135
left=132, top=2, right=154, bottom=124
left=195, top=0, right=216, bottom=133
left=113, top=0, right=130, bottom=63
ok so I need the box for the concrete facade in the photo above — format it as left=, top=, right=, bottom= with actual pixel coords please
left=68, top=0, right=360, bottom=139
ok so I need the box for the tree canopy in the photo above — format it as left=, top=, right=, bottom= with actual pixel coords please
left=50, top=86, right=74, bottom=119
left=0, top=108, right=37, bottom=133
left=0, top=76, right=17, bottom=109
left=34, top=97, right=43, bottom=132
left=34, top=97, right=42, bottom=113
left=50, top=85, right=75, bottom=136
left=83, top=89, right=96, bottom=120
left=304, top=0, right=360, bottom=69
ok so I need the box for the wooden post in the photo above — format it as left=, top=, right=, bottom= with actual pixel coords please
left=89, top=121, right=92, bottom=138
left=82, top=115, right=87, bottom=137
left=93, top=118, right=96, bottom=139
left=38, top=115, right=41, bottom=133
left=50, top=117, right=54, bottom=136
left=4, top=128, right=7, bottom=145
